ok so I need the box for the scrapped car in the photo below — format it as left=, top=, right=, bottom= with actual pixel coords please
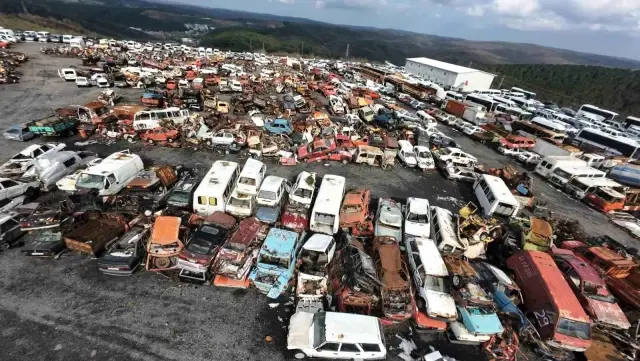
left=26, top=151, right=97, bottom=191
left=166, top=172, right=199, bottom=211
left=3, top=125, right=35, bottom=142
left=413, top=146, right=435, bottom=171
left=177, top=212, right=236, bottom=283
left=297, top=234, right=336, bottom=307
left=455, top=304, right=504, bottom=342
left=63, top=212, right=128, bottom=256
left=498, top=146, right=527, bottom=157
left=297, top=138, right=337, bottom=162
left=0, top=212, right=25, bottom=251
left=146, top=216, right=184, bottom=271
left=339, top=189, right=371, bottom=231
left=98, top=226, right=150, bottom=276
left=206, top=129, right=245, bottom=153
left=212, top=217, right=262, bottom=288
left=404, top=197, right=431, bottom=239
left=287, top=311, right=387, bottom=360
left=225, top=188, right=256, bottom=218
left=374, top=198, right=403, bottom=241
left=552, top=249, right=630, bottom=330
left=255, top=176, right=290, bottom=224
left=19, top=198, right=78, bottom=231
left=281, top=204, right=309, bottom=233
left=516, top=151, right=541, bottom=165
left=21, top=228, right=66, bottom=257
left=264, top=118, right=293, bottom=135
left=0, top=177, right=38, bottom=202
left=0, top=143, right=66, bottom=178
left=373, top=236, right=413, bottom=321
left=249, top=228, right=300, bottom=298
left=289, top=171, right=316, bottom=208
left=443, top=164, right=478, bottom=183
left=432, top=147, right=477, bottom=166
left=405, top=237, right=457, bottom=323
left=140, top=128, right=179, bottom=144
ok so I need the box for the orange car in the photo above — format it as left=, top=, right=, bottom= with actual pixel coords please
left=339, top=189, right=371, bottom=230
left=146, top=216, right=184, bottom=271
left=140, top=128, right=179, bottom=144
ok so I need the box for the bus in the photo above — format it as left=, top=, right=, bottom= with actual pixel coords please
left=473, top=89, right=502, bottom=96
left=511, top=117, right=566, bottom=142
left=495, top=104, right=533, bottom=121
left=573, top=128, right=640, bottom=158
left=624, top=116, right=640, bottom=130
left=576, top=104, right=618, bottom=122
left=491, top=96, right=517, bottom=108
left=464, top=93, right=495, bottom=112
left=510, top=87, right=536, bottom=100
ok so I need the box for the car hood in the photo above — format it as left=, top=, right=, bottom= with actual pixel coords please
left=375, top=224, right=402, bottom=241
left=297, top=146, right=309, bottom=158
left=405, top=221, right=430, bottom=238
left=461, top=309, right=504, bottom=335
left=340, top=211, right=364, bottom=225
left=282, top=209, right=308, bottom=231
left=256, top=206, right=281, bottom=224
left=587, top=298, right=631, bottom=329
left=424, top=290, right=457, bottom=320
left=287, top=311, right=314, bottom=350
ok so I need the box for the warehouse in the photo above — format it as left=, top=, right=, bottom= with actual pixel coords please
left=405, top=57, right=495, bottom=92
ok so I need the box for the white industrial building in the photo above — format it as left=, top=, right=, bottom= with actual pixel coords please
left=404, top=57, right=496, bottom=92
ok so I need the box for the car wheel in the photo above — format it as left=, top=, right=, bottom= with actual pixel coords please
left=148, top=139, right=154, bottom=144
left=154, top=257, right=171, bottom=269
left=294, top=351, right=306, bottom=359
left=25, top=187, right=37, bottom=197
left=452, top=275, right=464, bottom=289
left=0, top=242, right=9, bottom=251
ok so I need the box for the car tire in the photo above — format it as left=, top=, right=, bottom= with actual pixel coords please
left=0, top=242, right=9, bottom=251
left=294, top=351, right=306, bottom=359
left=452, top=275, right=465, bottom=289
left=154, top=257, right=171, bottom=269
left=416, top=297, right=425, bottom=310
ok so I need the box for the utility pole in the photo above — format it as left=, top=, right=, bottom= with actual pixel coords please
left=345, top=44, right=350, bottom=61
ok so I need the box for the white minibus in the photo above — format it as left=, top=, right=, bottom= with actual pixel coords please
left=473, top=175, right=520, bottom=217
left=236, top=158, right=266, bottom=195
left=309, top=174, right=346, bottom=235
left=193, top=161, right=240, bottom=215
left=133, top=108, right=190, bottom=130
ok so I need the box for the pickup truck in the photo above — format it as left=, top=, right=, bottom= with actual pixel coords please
left=63, top=212, right=128, bottom=256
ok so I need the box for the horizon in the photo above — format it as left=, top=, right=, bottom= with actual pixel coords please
left=162, top=0, right=640, bottom=61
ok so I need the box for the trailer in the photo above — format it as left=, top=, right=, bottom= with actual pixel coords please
left=28, top=113, right=78, bottom=137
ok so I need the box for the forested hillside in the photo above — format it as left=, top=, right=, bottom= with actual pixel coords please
left=480, top=64, right=640, bottom=116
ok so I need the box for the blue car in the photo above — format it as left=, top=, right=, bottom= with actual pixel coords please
left=264, top=118, right=293, bottom=135
left=4, top=125, right=35, bottom=142
left=249, top=228, right=300, bottom=298
left=457, top=305, right=504, bottom=336
left=255, top=205, right=281, bottom=225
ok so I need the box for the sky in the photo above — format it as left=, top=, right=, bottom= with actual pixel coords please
left=172, top=0, right=640, bottom=60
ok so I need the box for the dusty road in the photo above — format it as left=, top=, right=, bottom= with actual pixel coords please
left=0, top=43, right=635, bottom=361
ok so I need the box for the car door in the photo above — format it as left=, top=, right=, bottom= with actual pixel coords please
left=314, top=342, right=340, bottom=358
left=338, top=343, right=363, bottom=359
left=1, top=179, right=23, bottom=198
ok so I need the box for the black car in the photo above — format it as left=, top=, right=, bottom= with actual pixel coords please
left=166, top=173, right=199, bottom=211
left=98, top=227, right=149, bottom=276
left=21, top=228, right=66, bottom=257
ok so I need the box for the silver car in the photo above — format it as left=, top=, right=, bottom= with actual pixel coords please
left=4, top=126, right=35, bottom=142
left=374, top=198, right=403, bottom=241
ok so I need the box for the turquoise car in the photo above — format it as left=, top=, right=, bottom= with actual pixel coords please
left=457, top=305, right=504, bottom=336
left=249, top=228, right=300, bottom=298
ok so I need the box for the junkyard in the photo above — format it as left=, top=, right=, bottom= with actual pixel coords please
left=1, top=40, right=640, bottom=361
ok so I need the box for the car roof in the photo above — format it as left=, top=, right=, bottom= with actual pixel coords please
left=413, top=238, right=448, bottom=276
left=240, top=158, right=264, bottom=178
left=323, top=312, right=381, bottom=344
left=302, top=234, right=333, bottom=252
left=407, top=197, right=429, bottom=214
left=260, top=175, right=285, bottom=192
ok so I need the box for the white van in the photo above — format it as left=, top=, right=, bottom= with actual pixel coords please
left=0, top=29, right=15, bottom=37
left=62, top=35, right=74, bottom=44
left=193, top=161, right=240, bottom=215
left=473, top=174, right=521, bottom=217
left=309, top=175, right=346, bottom=235
left=535, top=156, right=586, bottom=178
left=256, top=176, right=290, bottom=207
left=133, top=108, right=190, bottom=130
left=236, top=159, right=266, bottom=195
left=397, top=140, right=418, bottom=168
left=74, top=151, right=144, bottom=196
left=430, top=206, right=472, bottom=256
left=547, top=165, right=606, bottom=189
left=416, top=110, right=437, bottom=127
left=566, top=177, right=624, bottom=200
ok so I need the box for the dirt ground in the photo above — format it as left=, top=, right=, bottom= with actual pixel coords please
left=0, top=43, right=635, bottom=361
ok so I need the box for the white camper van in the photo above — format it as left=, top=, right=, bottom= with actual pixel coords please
left=309, top=175, right=346, bottom=235
left=74, top=151, right=143, bottom=196
left=193, top=161, right=240, bottom=215
left=473, top=174, right=521, bottom=217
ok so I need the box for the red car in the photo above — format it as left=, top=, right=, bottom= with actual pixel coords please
left=297, top=138, right=337, bottom=161
left=0, top=41, right=8, bottom=49
left=320, top=84, right=336, bottom=97
left=339, top=189, right=371, bottom=229
left=281, top=204, right=309, bottom=233
left=140, top=128, right=180, bottom=143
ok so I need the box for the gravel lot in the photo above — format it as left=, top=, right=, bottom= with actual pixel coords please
left=0, top=43, right=636, bottom=361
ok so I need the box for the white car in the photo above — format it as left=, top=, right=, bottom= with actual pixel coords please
left=287, top=311, right=386, bottom=360
left=0, top=178, right=39, bottom=202
left=498, top=147, right=526, bottom=157
left=404, top=197, right=430, bottom=239
left=452, top=118, right=466, bottom=130
left=461, top=124, right=482, bottom=136
left=516, top=151, right=542, bottom=165
left=75, top=77, right=91, bottom=87
left=433, top=147, right=477, bottom=166
left=413, top=146, right=435, bottom=171
left=96, top=77, right=111, bottom=88
left=374, top=198, right=403, bottom=241
left=0, top=143, right=66, bottom=177
left=397, top=140, right=418, bottom=168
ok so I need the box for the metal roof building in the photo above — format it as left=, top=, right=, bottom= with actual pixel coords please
left=404, top=57, right=496, bottom=92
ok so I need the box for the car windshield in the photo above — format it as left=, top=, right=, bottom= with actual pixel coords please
left=553, top=169, right=572, bottom=179
left=6, top=129, right=19, bottom=134
left=258, top=190, right=277, bottom=201
left=187, top=236, right=213, bottom=255
left=407, top=211, right=428, bottom=223
left=405, top=151, right=417, bottom=158
left=258, top=253, right=289, bottom=268
left=556, top=318, right=591, bottom=340
left=75, top=173, right=105, bottom=189
left=293, top=187, right=312, bottom=199
left=342, top=204, right=362, bottom=213
left=424, top=275, right=449, bottom=293
left=584, top=282, right=616, bottom=303
left=417, top=151, right=431, bottom=158
left=440, top=148, right=452, bottom=155
left=299, top=249, right=328, bottom=275
left=229, top=197, right=251, bottom=208
left=239, top=177, right=256, bottom=186
left=168, top=189, right=191, bottom=204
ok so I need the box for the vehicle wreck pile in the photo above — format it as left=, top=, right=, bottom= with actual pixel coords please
left=1, top=43, right=639, bottom=361
left=0, top=50, right=27, bottom=84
